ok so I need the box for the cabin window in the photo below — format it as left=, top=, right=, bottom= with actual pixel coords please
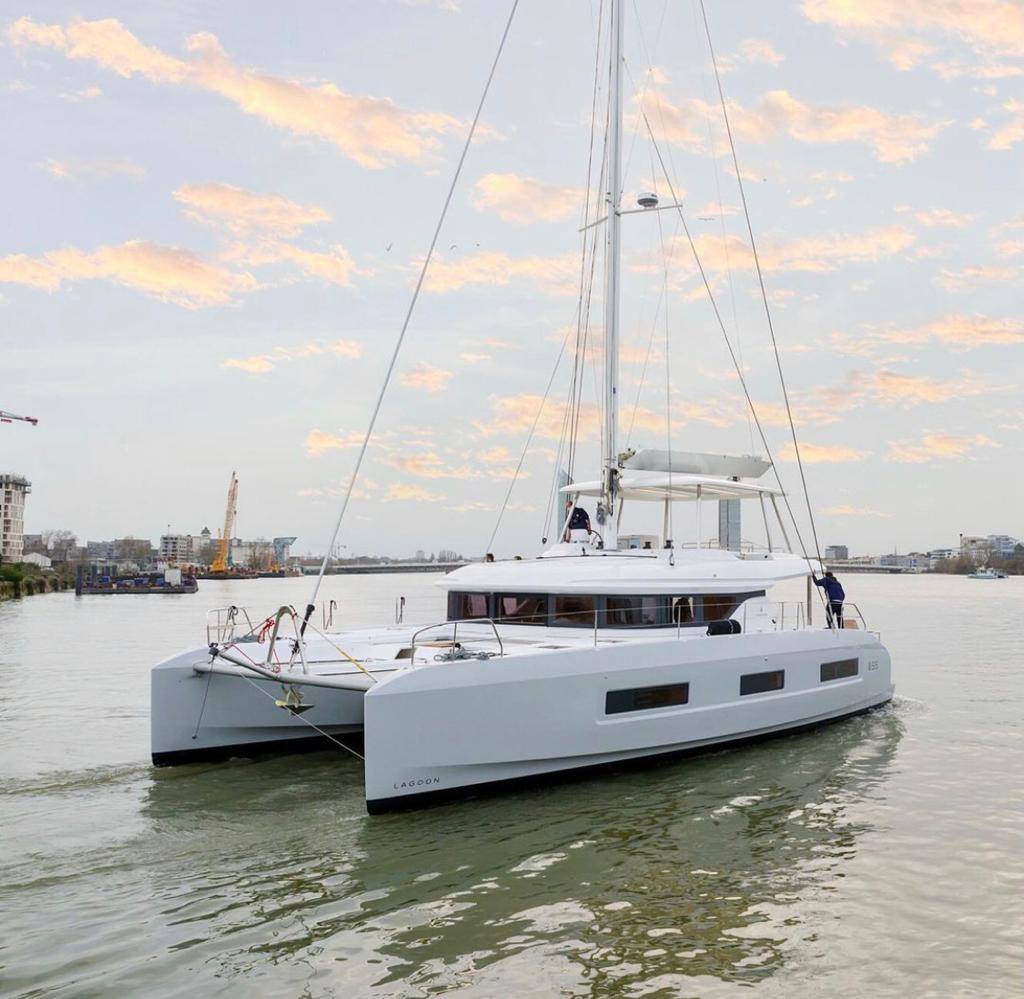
left=820, top=658, right=858, bottom=682
left=450, top=592, right=489, bottom=619
left=606, top=682, right=689, bottom=714
left=552, top=593, right=596, bottom=626
left=740, top=669, right=785, bottom=695
left=703, top=594, right=745, bottom=621
left=671, top=596, right=697, bottom=625
left=606, top=595, right=661, bottom=627
left=495, top=593, right=547, bottom=625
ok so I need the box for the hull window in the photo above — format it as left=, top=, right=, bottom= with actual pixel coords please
left=820, top=658, right=858, bottom=682
left=606, top=682, right=689, bottom=714
left=740, top=669, right=785, bottom=695
left=553, top=593, right=597, bottom=627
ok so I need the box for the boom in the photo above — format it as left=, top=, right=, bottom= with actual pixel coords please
left=212, top=472, right=239, bottom=573
left=0, top=409, right=38, bottom=426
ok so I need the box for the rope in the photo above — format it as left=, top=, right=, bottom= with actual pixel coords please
left=302, top=0, right=521, bottom=622
left=697, top=0, right=825, bottom=569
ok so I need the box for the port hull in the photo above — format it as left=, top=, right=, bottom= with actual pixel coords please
left=150, top=648, right=367, bottom=766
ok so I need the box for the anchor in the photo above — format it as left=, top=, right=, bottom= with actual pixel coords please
left=275, top=685, right=314, bottom=715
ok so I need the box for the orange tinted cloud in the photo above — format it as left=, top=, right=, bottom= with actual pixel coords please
left=423, top=251, right=579, bottom=296
left=886, top=432, right=999, bottom=463
left=0, top=239, right=255, bottom=307
left=8, top=17, right=478, bottom=168
left=174, top=183, right=329, bottom=236
left=383, top=483, right=446, bottom=503
left=304, top=428, right=365, bottom=456
left=881, top=313, right=1024, bottom=347
left=935, top=264, right=1018, bottom=291
left=471, top=172, right=583, bottom=225
left=824, top=504, right=890, bottom=517
left=400, top=362, right=453, bottom=393
left=779, top=442, right=867, bottom=462
left=224, top=340, right=361, bottom=374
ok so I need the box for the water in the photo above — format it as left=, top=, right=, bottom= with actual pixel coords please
left=1, top=574, right=1022, bottom=997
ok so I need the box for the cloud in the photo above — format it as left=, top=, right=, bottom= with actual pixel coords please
left=224, top=241, right=364, bottom=286
left=0, top=239, right=255, bottom=307
left=800, top=0, right=1024, bottom=67
left=423, top=250, right=579, bottom=295
left=224, top=339, right=361, bottom=374
left=739, top=39, right=785, bottom=66
left=885, top=432, right=999, bottom=463
left=732, top=90, right=946, bottom=163
left=459, top=351, right=491, bottom=364
left=870, top=369, right=984, bottom=405
left=935, top=264, right=1018, bottom=291
left=385, top=452, right=478, bottom=479
left=879, top=313, right=1024, bottom=347
left=678, top=224, right=915, bottom=276
left=383, top=483, right=446, bottom=502
left=824, top=505, right=890, bottom=517
left=304, top=428, right=366, bottom=456
left=471, top=172, right=583, bottom=224
left=914, top=207, right=974, bottom=227
left=779, top=442, right=867, bottom=463
left=39, top=157, right=145, bottom=181
left=400, top=362, right=453, bottom=393
left=174, top=183, right=329, bottom=236
left=989, top=99, right=1024, bottom=150
left=7, top=16, right=480, bottom=169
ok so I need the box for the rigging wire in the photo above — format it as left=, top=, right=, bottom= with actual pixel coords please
left=639, top=108, right=821, bottom=575
left=301, top=0, right=521, bottom=626
left=697, top=0, right=826, bottom=569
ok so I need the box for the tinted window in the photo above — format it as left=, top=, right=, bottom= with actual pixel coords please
left=820, top=658, right=858, bottom=682
left=606, top=595, right=661, bottom=627
left=671, top=596, right=696, bottom=625
left=552, top=594, right=596, bottom=626
left=704, top=594, right=744, bottom=621
left=740, top=670, right=785, bottom=695
left=606, top=683, right=689, bottom=714
left=496, top=593, right=547, bottom=625
left=450, top=592, right=489, bottom=619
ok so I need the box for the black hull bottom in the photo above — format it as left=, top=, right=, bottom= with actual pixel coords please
left=152, top=731, right=364, bottom=768
left=366, top=699, right=892, bottom=815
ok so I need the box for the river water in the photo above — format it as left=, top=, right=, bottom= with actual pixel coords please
left=1, top=573, right=1022, bottom=997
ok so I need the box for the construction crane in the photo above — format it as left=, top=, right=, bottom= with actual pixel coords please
left=211, top=472, right=239, bottom=573
left=0, top=409, right=38, bottom=426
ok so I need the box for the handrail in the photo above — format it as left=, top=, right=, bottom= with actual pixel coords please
left=206, top=605, right=256, bottom=644
left=264, top=605, right=309, bottom=675
left=410, top=617, right=505, bottom=664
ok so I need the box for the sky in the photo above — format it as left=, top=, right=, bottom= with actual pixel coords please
left=2, top=0, right=1022, bottom=559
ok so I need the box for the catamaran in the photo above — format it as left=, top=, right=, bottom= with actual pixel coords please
left=151, top=0, right=894, bottom=812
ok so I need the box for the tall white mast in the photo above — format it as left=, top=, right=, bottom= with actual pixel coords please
left=602, top=0, right=624, bottom=551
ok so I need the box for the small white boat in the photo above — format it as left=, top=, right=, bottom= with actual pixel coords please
left=150, top=0, right=895, bottom=812
left=968, top=567, right=1007, bottom=579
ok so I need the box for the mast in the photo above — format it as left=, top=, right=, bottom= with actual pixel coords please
left=602, top=0, right=624, bottom=551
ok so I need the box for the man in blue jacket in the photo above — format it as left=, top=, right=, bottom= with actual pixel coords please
left=814, top=571, right=845, bottom=629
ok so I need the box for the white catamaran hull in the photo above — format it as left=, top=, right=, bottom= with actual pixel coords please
left=151, top=648, right=370, bottom=765
left=363, top=629, right=892, bottom=812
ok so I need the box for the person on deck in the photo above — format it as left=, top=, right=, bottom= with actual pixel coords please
left=814, top=571, right=845, bottom=628
left=566, top=505, right=592, bottom=542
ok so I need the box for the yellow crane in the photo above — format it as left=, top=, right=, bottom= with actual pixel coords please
left=212, top=472, right=239, bottom=573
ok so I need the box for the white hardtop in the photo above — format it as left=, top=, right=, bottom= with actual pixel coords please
left=560, top=471, right=782, bottom=503
left=437, top=545, right=808, bottom=595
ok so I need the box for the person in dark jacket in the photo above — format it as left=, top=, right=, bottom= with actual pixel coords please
left=566, top=505, right=592, bottom=541
left=814, top=571, right=845, bottom=628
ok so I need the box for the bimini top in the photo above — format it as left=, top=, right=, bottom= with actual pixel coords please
left=560, top=471, right=783, bottom=503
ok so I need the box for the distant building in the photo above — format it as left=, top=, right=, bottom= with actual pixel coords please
left=0, top=473, right=31, bottom=563
left=928, top=548, right=954, bottom=560
left=959, top=534, right=990, bottom=564
left=987, top=534, right=1020, bottom=557
left=159, top=534, right=194, bottom=564
left=415, top=549, right=426, bottom=562
left=22, top=551, right=52, bottom=569
left=825, top=545, right=849, bottom=560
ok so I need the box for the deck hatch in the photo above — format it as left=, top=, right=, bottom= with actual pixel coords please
left=605, top=682, right=689, bottom=714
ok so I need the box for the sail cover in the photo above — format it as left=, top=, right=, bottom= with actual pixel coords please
left=621, top=449, right=770, bottom=479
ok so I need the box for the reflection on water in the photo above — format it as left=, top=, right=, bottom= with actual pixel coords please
left=4, top=574, right=1023, bottom=997
left=132, top=705, right=903, bottom=995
